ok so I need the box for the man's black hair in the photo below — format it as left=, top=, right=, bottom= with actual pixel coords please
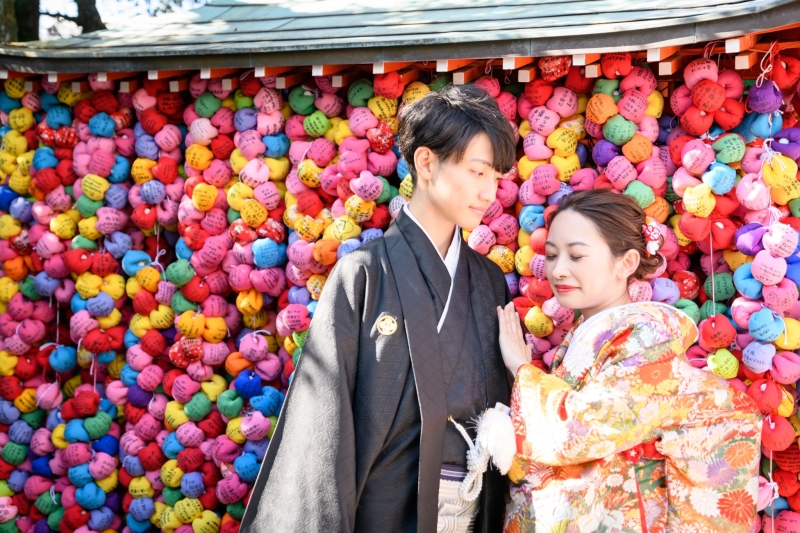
left=397, top=83, right=517, bottom=187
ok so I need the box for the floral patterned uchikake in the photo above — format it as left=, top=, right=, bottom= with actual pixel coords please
left=505, top=302, right=762, bottom=533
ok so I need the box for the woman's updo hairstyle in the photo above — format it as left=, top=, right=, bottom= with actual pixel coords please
left=546, top=189, right=664, bottom=280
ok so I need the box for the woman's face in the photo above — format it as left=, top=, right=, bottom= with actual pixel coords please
left=544, top=210, right=637, bottom=319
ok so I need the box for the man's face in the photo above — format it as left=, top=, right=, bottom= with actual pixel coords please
left=423, top=133, right=502, bottom=230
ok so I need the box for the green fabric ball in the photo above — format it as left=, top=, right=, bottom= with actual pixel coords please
left=292, top=346, right=302, bottom=368
left=429, top=75, right=451, bottom=92
left=292, top=330, right=308, bottom=350
left=18, top=275, right=41, bottom=301
left=162, top=486, right=183, bottom=507
left=71, top=235, right=98, bottom=250
left=593, top=78, right=621, bottom=103
left=36, top=490, right=61, bottom=514
left=84, top=411, right=112, bottom=440
left=602, top=114, right=636, bottom=146
left=20, top=408, right=46, bottom=429
left=503, top=83, right=524, bottom=97
left=674, top=299, right=700, bottom=324
left=347, top=78, right=374, bottom=107
left=178, top=164, right=187, bottom=179
left=195, top=92, right=222, bottom=118
left=789, top=198, right=800, bottom=218
left=288, top=86, right=316, bottom=115
left=184, top=392, right=212, bottom=422
left=703, top=272, right=735, bottom=301
left=227, top=501, right=247, bottom=521
left=700, top=301, right=728, bottom=321
left=267, top=415, right=278, bottom=439
left=166, top=258, right=195, bottom=287
left=0, top=519, right=19, bottom=533
left=48, top=507, right=65, bottom=531
left=171, top=292, right=198, bottom=314
left=665, top=176, right=680, bottom=203
left=303, top=110, right=331, bottom=138
left=712, top=134, right=746, bottom=164
left=76, top=195, right=103, bottom=218
left=375, top=176, right=392, bottom=204
left=234, top=89, right=254, bottom=110
left=1, top=441, right=27, bottom=466
left=623, top=180, right=655, bottom=209
left=217, top=390, right=243, bottom=419
left=227, top=209, right=241, bottom=224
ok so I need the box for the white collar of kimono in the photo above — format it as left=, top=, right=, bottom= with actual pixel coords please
left=403, top=203, right=461, bottom=333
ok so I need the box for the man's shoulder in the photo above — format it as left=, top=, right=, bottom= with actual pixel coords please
left=330, top=234, right=389, bottom=278
left=463, top=244, right=507, bottom=286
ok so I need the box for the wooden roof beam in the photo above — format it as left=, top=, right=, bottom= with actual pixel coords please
left=647, top=46, right=682, bottom=62
left=726, top=34, right=760, bottom=53
left=119, top=79, right=141, bottom=93
left=659, top=54, right=684, bottom=75
left=253, top=66, right=293, bottom=78
left=95, top=71, right=137, bottom=82
left=436, top=59, right=475, bottom=72
left=332, top=69, right=362, bottom=88
left=47, top=72, right=84, bottom=83
left=735, top=51, right=759, bottom=70
left=0, top=70, right=36, bottom=80
left=70, top=80, right=90, bottom=93
left=502, top=56, right=534, bottom=69
left=398, top=66, right=420, bottom=85
left=453, top=64, right=483, bottom=85
left=517, top=65, right=537, bottom=83
left=169, top=76, right=191, bottom=93
left=276, top=70, right=311, bottom=89
left=572, top=53, right=600, bottom=66
left=200, top=67, right=240, bottom=79
left=147, top=69, right=191, bottom=80
left=312, top=64, right=351, bottom=76
left=373, top=61, right=413, bottom=74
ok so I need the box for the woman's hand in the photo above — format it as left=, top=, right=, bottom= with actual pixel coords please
left=497, top=302, right=532, bottom=378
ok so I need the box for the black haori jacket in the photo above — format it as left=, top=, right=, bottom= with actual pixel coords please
left=240, top=210, right=511, bottom=533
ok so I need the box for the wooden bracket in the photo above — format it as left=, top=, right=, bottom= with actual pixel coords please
left=200, top=67, right=241, bottom=79
left=572, top=53, right=600, bottom=66
left=312, top=64, right=351, bottom=76
left=646, top=46, right=681, bottom=62
left=502, top=56, right=534, bottom=70
left=436, top=58, right=475, bottom=72
left=453, top=64, right=483, bottom=85
left=373, top=62, right=413, bottom=74
left=253, top=66, right=293, bottom=78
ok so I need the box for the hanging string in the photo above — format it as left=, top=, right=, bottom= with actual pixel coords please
left=251, top=329, right=273, bottom=338
left=504, top=69, right=511, bottom=85
left=35, top=379, right=59, bottom=408
left=484, top=59, right=495, bottom=76
left=756, top=41, right=780, bottom=87
left=150, top=248, right=167, bottom=272
left=709, top=233, right=717, bottom=317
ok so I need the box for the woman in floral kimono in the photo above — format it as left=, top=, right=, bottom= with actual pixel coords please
left=496, top=189, right=762, bottom=533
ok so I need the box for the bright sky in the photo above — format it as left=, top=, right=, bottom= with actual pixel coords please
left=38, top=0, right=205, bottom=39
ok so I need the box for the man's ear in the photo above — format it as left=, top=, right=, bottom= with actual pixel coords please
left=414, top=146, right=435, bottom=187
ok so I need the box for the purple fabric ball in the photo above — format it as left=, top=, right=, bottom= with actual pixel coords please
left=774, top=127, right=800, bottom=161
left=127, top=383, right=153, bottom=408
left=747, top=81, right=783, bottom=114
left=735, top=223, right=767, bottom=256
left=34, top=519, right=50, bottom=533
left=104, top=490, right=121, bottom=513
left=592, top=140, right=621, bottom=167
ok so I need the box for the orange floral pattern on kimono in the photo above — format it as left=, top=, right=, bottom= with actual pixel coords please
left=505, top=302, right=762, bottom=533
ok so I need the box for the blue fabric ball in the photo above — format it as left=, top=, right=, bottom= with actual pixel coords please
left=234, top=452, right=260, bottom=483
left=243, top=437, right=270, bottom=461
left=88, top=112, right=115, bottom=138
left=30, top=455, right=53, bottom=478
left=0, top=186, right=19, bottom=212
left=68, top=463, right=94, bottom=488
left=50, top=346, right=77, bottom=373
left=45, top=105, right=72, bottom=129
left=8, top=469, right=29, bottom=492
left=180, top=471, right=205, bottom=498
left=9, top=420, right=32, bottom=444
left=92, top=434, right=119, bottom=457
left=128, top=498, right=155, bottom=522
left=122, top=455, right=145, bottom=477
left=234, top=370, right=262, bottom=400
left=64, top=418, right=91, bottom=443
left=76, top=482, right=106, bottom=510
left=88, top=507, right=115, bottom=531
left=161, top=432, right=184, bottom=459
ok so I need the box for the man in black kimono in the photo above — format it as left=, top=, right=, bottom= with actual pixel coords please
left=240, top=84, right=517, bottom=533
